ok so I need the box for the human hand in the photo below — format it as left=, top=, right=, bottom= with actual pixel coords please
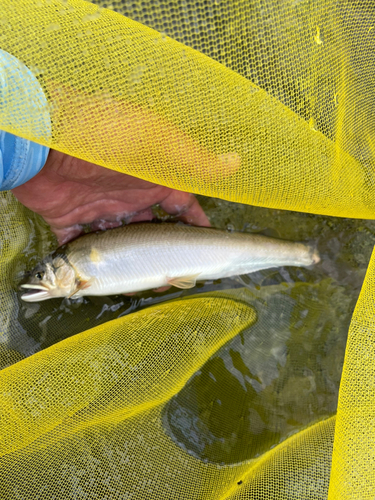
left=12, top=82, right=241, bottom=244
left=12, top=148, right=212, bottom=244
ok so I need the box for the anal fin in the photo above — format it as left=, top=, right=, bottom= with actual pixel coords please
left=167, top=273, right=200, bottom=289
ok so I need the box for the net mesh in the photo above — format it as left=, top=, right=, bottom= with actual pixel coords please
left=0, top=0, right=374, bottom=497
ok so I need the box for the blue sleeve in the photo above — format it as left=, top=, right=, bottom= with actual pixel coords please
left=0, top=129, right=50, bottom=190
left=0, top=49, right=51, bottom=190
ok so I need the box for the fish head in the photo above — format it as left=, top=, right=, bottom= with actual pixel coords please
left=20, top=255, right=77, bottom=302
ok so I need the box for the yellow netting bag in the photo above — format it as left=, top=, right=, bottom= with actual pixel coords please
left=1, top=0, right=374, bottom=216
left=0, top=0, right=374, bottom=498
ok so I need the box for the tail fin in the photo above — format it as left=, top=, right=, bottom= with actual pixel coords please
left=305, top=240, right=320, bottom=266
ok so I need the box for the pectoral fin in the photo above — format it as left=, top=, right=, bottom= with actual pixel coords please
left=167, top=273, right=200, bottom=289
left=68, top=278, right=93, bottom=299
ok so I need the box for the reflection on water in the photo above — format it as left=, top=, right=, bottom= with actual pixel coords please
left=165, top=281, right=352, bottom=463
left=6, top=194, right=375, bottom=462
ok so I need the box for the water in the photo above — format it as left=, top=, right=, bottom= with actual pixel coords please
left=9, top=194, right=375, bottom=464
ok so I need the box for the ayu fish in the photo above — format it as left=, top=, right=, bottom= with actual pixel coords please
left=20, top=223, right=320, bottom=302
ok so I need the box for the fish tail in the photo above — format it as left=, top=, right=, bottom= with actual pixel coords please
left=306, top=240, right=320, bottom=265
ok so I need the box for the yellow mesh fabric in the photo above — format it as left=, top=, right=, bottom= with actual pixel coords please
left=328, top=247, right=375, bottom=500
left=0, top=0, right=374, bottom=498
left=0, top=282, right=339, bottom=499
left=0, top=0, right=374, bottom=216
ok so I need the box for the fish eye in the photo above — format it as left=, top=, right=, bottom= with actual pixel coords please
left=35, top=272, right=44, bottom=280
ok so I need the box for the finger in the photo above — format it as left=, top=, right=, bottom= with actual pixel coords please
left=123, top=286, right=171, bottom=297
left=51, top=224, right=84, bottom=245
left=90, top=220, right=123, bottom=231
left=50, top=206, right=156, bottom=245
left=90, top=208, right=155, bottom=230
left=125, top=208, right=154, bottom=224
left=153, top=286, right=171, bottom=293
left=160, top=192, right=210, bottom=227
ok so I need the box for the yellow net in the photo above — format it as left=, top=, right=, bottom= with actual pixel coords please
left=0, top=0, right=374, bottom=497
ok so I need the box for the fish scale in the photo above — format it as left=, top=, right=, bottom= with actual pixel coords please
left=21, top=223, right=320, bottom=301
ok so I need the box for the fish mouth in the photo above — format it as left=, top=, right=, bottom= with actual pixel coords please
left=20, top=284, right=52, bottom=302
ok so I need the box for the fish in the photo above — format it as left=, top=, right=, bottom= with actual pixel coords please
left=20, top=223, right=320, bottom=302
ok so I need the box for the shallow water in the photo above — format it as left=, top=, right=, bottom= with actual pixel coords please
left=8, top=194, right=375, bottom=463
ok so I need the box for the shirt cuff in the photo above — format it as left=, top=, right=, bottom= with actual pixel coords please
left=0, top=130, right=49, bottom=190
left=0, top=48, right=51, bottom=190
